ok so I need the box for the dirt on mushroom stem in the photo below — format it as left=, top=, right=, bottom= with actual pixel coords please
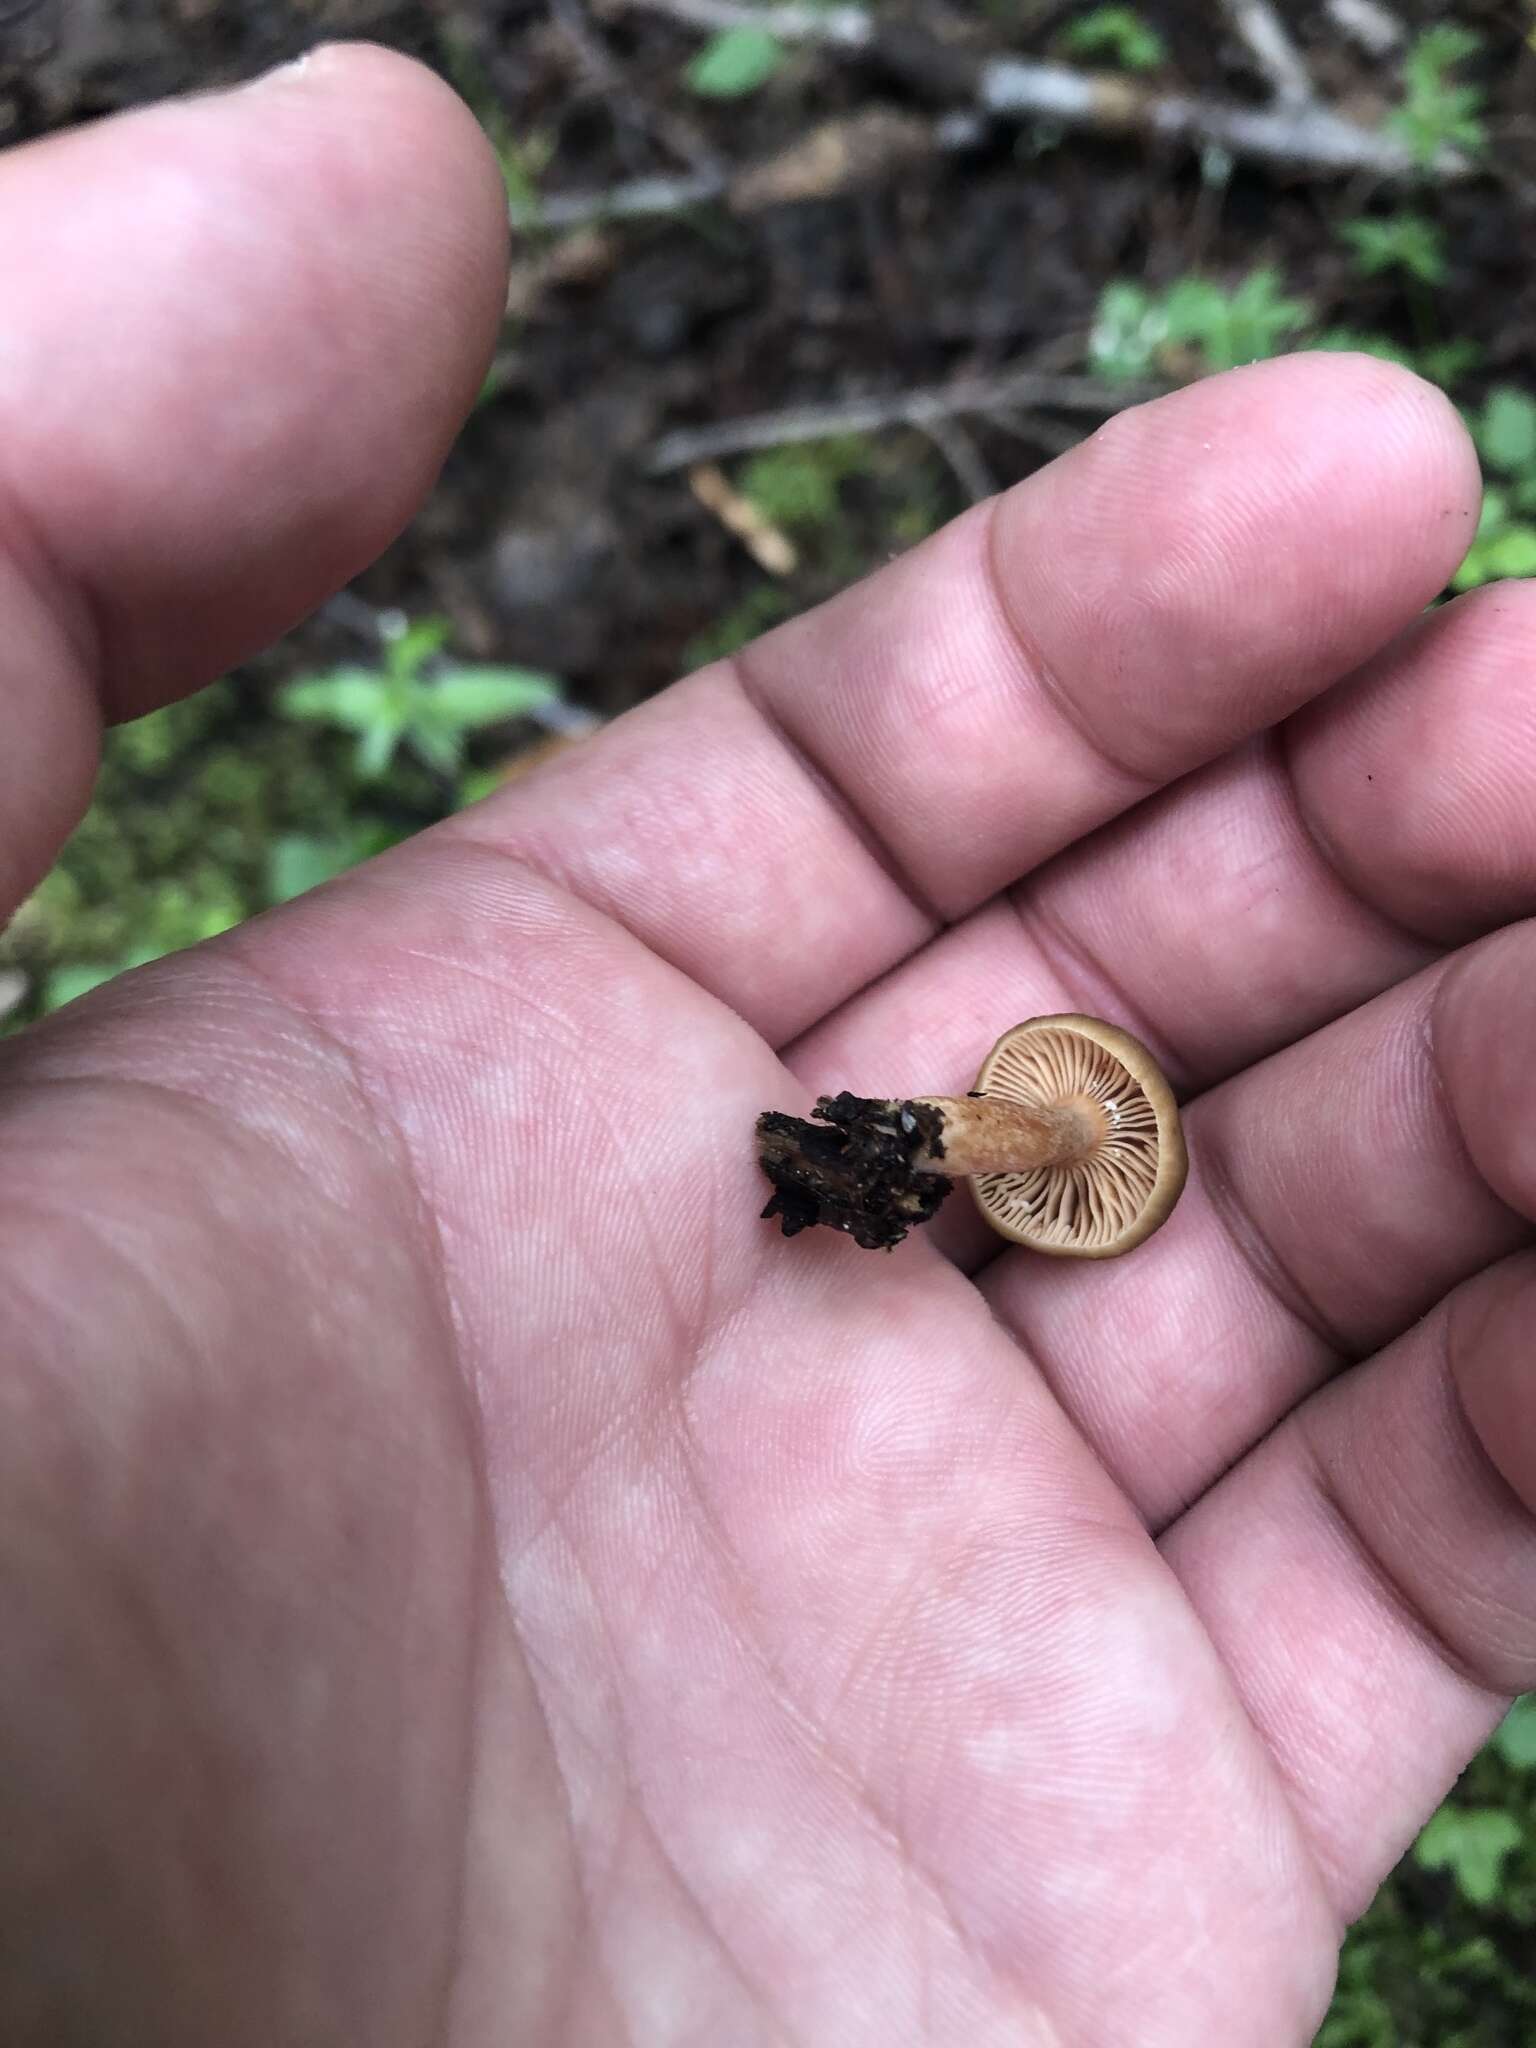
left=756, top=1093, right=955, bottom=1251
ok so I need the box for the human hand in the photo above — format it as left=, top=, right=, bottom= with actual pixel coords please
left=4, top=48, right=1533, bottom=2048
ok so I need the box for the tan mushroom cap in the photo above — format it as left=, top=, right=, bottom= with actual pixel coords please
left=968, top=1014, right=1186, bottom=1257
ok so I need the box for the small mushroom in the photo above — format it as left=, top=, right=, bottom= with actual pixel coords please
left=756, top=1012, right=1186, bottom=1256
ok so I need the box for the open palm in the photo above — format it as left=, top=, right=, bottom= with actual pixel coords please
left=6, top=49, right=1535, bottom=2048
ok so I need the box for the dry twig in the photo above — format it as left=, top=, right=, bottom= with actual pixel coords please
left=1323, top=0, right=1404, bottom=58
left=645, top=370, right=1167, bottom=474
left=915, top=416, right=995, bottom=504
left=605, top=0, right=870, bottom=46
left=974, top=58, right=1463, bottom=177
left=606, top=0, right=1472, bottom=182
left=532, top=108, right=932, bottom=229
left=689, top=463, right=799, bottom=573
left=1220, top=0, right=1315, bottom=104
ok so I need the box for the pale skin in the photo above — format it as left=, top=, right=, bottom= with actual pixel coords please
left=5, top=43, right=1536, bottom=2048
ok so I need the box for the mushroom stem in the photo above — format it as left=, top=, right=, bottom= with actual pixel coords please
left=909, top=1094, right=1106, bottom=1177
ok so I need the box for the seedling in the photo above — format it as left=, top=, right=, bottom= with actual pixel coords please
left=1338, top=213, right=1447, bottom=289
left=757, top=1014, right=1186, bottom=1255
left=1454, top=386, right=1536, bottom=590
left=739, top=436, right=872, bottom=533
left=1492, top=1695, right=1536, bottom=1770
left=279, top=615, right=564, bottom=780
left=265, top=824, right=407, bottom=905
left=1090, top=269, right=1312, bottom=381
left=1414, top=1804, right=1522, bottom=1908
left=1059, top=6, right=1166, bottom=72
left=1389, top=26, right=1485, bottom=168
left=685, top=26, right=786, bottom=99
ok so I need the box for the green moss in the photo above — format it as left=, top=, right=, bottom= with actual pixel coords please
left=1, top=678, right=440, bottom=1020
left=738, top=435, right=874, bottom=535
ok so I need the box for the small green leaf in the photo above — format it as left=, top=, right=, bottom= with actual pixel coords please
left=1337, top=214, right=1447, bottom=287
left=44, top=962, right=126, bottom=1009
left=43, top=944, right=170, bottom=1012
left=1060, top=6, right=1166, bottom=72
left=425, top=667, right=564, bottom=727
left=1390, top=25, right=1485, bottom=166
left=1451, top=540, right=1495, bottom=591
left=386, top=615, right=455, bottom=681
left=1475, top=487, right=1510, bottom=539
left=355, top=717, right=405, bottom=781
left=1165, top=268, right=1311, bottom=373
left=1415, top=1805, right=1522, bottom=1906
left=457, top=766, right=506, bottom=808
left=685, top=25, right=785, bottom=99
left=1417, top=338, right=1482, bottom=389
left=1088, top=280, right=1167, bottom=381
left=280, top=669, right=390, bottom=732
left=1484, top=526, right=1536, bottom=580
left=1477, top=387, right=1536, bottom=477
left=1492, top=1693, right=1536, bottom=1769
left=267, top=834, right=366, bottom=904
left=410, top=724, right=466, bottom=776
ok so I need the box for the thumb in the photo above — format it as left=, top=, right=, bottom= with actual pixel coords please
left=0, top=44, right=508, bottom=921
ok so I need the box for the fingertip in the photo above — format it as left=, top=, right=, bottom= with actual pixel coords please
left=992, top=349, right=1484, bottom=778
left=221, top=38, right=512, bottom=432
left=1286, top=347, right=1483, bottom=547
left=0, top=40, right=511, bottom=714
left=1448, top=1251, right=1536, bottom=1519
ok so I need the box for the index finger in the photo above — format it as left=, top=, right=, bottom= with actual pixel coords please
left=474, top=356, right=1477, bottom=1045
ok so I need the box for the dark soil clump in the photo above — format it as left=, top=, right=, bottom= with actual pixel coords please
left=757, top=1091, right=951, bottom=1250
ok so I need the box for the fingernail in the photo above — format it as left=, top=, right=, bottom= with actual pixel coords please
left=240, top=43, right=344, bottom=93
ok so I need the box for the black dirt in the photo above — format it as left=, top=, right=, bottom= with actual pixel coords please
left=756, top=1091, right=952, bottom=1251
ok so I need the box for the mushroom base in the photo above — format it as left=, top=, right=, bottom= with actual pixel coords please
left=756, top=1093, right=954, bottom=1251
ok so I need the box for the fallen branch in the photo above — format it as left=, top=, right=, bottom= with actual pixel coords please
left=644, top=369, right=1168, bottom=474
left=533, top=108, right=934, bottom=229
left=915, top=415, right=995, bottom=505
left=1323, top=0, right=1404, bottom=58
left=610, top=0, right=1472, bottom=182
left=602, top=0, right=871, bottom=46
left=1220, top=0, right=1315, bottom=105
left=689, top=462, right=798, bottom=573
left=974, top=59, right=1464, bottom=178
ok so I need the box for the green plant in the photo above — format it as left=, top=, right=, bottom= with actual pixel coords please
left=1390, top=24, right=1485, bottom=167
left=265, top=823, right=407, bottom=905
left=499, top=129, right=554, bottom=231
left=1337, top=212, right=1447, bottom=288
left=279, top=617, right=564, bottom=780
left=1415, top=1804, right=1523, bottom=1908
left=1416, top=338, right=1484, bottom=390
left=1453, top=386, right=1536, bottom=591
left=1059, top=5, right=1166, bottom=71
left=41, top=885, right=244, bottom=1012
left=685, top=25, right=786, bottom=99
left=1494, top=1694, right=1536, bottom=1770
left=738, top=435, right=871, bottom=533
left=1089, top=269, right=1313, bottom=381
